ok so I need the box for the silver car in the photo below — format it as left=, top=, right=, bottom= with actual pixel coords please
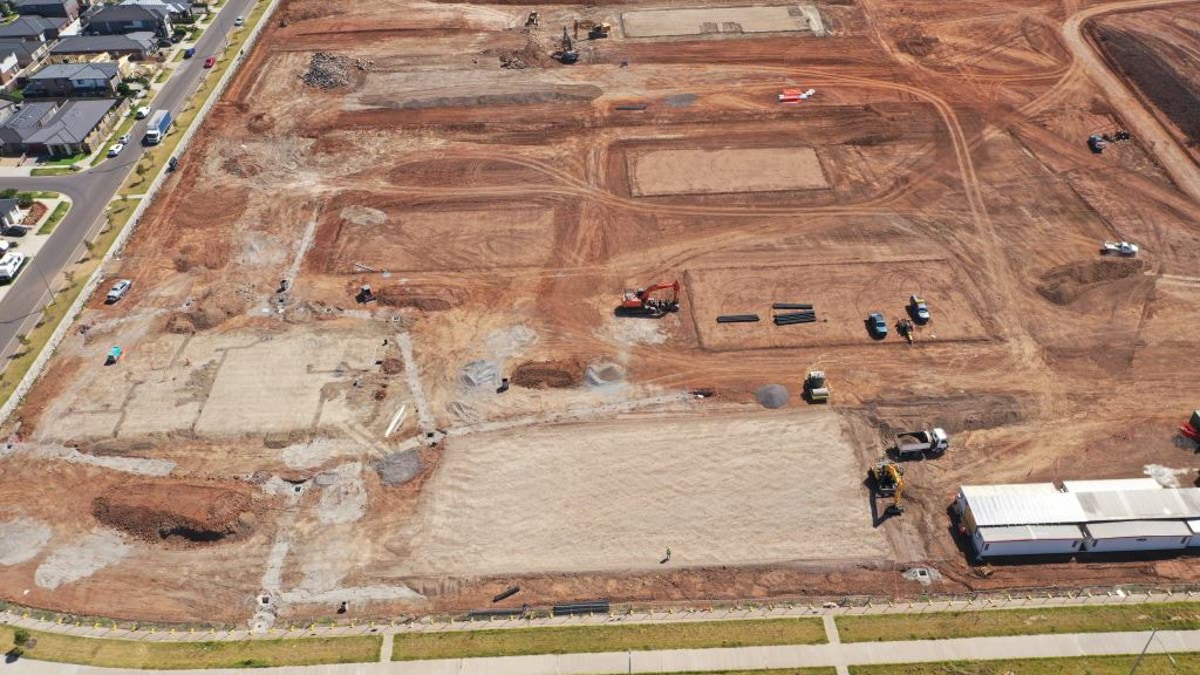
left=106, top=279, right=133, bottom=304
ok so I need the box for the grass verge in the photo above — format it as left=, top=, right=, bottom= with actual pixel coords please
left=30, top=167, right=77, bottom=177
left=37, top=201, right=71, bottom=235
left=836, top=602, right=1200, bottom=643
left=122, top=0, right=269, bottom=195
left=1, top=626, right=380, bottom=669
left=850, top=653, right=1200, bottom=674
left=91, top=112, right=140, bottom=167
left=392, top=618, right=827, bottom=661
left=155, top=69, right=171, bottom=84
left=172, top=49, right=186, bottom=62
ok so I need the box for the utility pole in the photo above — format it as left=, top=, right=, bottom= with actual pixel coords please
left=33, top=257, right=55, bottom=305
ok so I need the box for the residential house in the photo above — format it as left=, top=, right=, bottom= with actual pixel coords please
left=84, top=5, right=172, bottom=38
left=0, top=49, right=17, bottom=86
left=0, top=98, right=122, bottom=156
left=0, top=16, right=64, bottom=42
left=22, top=61, right=119, bottom=98
left=0, top=199, right=22, bottom=228
left=0, top=38, right=51, bottom=68
left=48, top=31, right=157, bottom=63
left=120, top=0, right=193, bottom=20
left=12, top=0, right=81, bottom=21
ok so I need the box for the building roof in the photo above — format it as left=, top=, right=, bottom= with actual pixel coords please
left=3, top=99, right=116, bottom=145
left=13, top=0, right=74, bottom=7
left=0, top=39, right=45, bottom=61
left=29, top=61, right=119, bottom=81
left=960, top=484, right=1089, bottom=527
left=1085, top=520, right=1193, bottom=539
left=0, top=199, right=21, bottom=213
left=50, top=32, right=156, bottom=54
left=0, top=16, right=58, bottom=39
left=1064, top=478, right=1164, bottom=493
left=1075, top=488, right=1200, bottom=522
left=121, top=0, right=190, bottom=12
left=976, top=524, right=1084, bottom=543
left=90, top=5, right=169, bottom=22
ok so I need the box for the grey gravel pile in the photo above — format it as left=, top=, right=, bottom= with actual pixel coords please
left=754, top=384, right=790, bottom=409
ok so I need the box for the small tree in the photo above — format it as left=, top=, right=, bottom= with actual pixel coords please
left=117, top=82, right=133, bottom=98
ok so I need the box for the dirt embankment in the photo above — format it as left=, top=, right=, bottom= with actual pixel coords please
left=92, top=480, right=267, bottom=545
left=1092, top=25, right=1200, bottom=146
left=1036, top=259, right=1146, bottom=306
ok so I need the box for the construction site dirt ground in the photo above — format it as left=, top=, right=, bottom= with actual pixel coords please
left=2, top=0, right=1200, bottom=627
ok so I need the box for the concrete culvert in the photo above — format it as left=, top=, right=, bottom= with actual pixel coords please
left=460, top=360, right=499, bottom=389
left=755, top=384, right=790, bottom=409
left=585, top=362, right=626, bottom=388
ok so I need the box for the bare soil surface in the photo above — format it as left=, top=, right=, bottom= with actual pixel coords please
left=2, top=0, right=1200, bottom=627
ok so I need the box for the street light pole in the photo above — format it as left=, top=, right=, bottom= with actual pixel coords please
left=1129, top=628, right=1157, bottom=675
left=33, top=257, right=56, bottom=306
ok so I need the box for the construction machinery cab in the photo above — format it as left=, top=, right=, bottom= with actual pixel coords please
left=869, top=459, right=905, bottom=516
left=617, top=280, right=680, bottom=318
left=804, top=370, right=830, bottom=403
left=588, top=22, right=612, bottom=39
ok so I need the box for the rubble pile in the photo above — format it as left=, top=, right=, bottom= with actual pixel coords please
left=301, top=52, right=374, bottom=89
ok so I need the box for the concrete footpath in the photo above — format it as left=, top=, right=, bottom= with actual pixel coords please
left=1, top=629, right=1198, bottom=674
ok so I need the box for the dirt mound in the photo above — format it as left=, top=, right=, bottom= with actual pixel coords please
left=1036, top=259, right=1145, bottom=305
left=92, top=480, right=263, bottom=545
left=511, top=360, right=582, bottom=389
left=223, top=154, right=264, bottom=178
left=376, top=285, right=461, bottom=311
left=585, top=362, right=626, bottom=388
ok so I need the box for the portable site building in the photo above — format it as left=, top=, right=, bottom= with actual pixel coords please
left=1188, top=520, right=1200, bottom=547
left=973, top=524, right=1085, bottom=558
left=1083, top=520, right=1192, bottom=553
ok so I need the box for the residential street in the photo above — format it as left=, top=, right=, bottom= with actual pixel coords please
left=0, top=0, right=258, bottom=366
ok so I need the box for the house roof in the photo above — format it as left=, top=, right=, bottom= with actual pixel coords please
left=51, top=32, right=157, bottom=54
left=0, top=16, right=58, bottom=39
left=4, top=99, right=116, bottom=145
left=90, top=5, right=170, bottom=22
left=0, top=199, right=21, bottom=213
left=13, top=0, right=75, bottom=8
left=121, top=0, right=190, bottom=12
left=0, top=39, right=45, bottom=61
left=2, top=101, right=58, bottom=129
left=29, top=61, right=120, bottom=81
left=1075, top=488, right=1200, bottom=522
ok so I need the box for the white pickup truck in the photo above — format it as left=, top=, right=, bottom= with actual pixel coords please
left=895, top=428, right=949, bottom=459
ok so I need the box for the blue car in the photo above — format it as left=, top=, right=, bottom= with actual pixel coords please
left=867, top=312, right=888, bottom=339
left=184, top=47, right=196, bottom=59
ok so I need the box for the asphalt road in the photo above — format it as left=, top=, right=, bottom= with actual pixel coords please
left=0, top=0, right=257, bottom=364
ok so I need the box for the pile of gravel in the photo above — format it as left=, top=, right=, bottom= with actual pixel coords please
left=375, top=450, right=422, bottom=486
left=460, top=360, right=499, bottom=390
left=301, top=52, right=374, bottom=89
left=755, top=384, right=790, bottom=409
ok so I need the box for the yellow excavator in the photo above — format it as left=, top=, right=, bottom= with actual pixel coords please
left=869, top=459, right=905, bottom=516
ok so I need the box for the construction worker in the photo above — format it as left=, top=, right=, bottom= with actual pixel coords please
left=665, top=547, right=672, bottom=562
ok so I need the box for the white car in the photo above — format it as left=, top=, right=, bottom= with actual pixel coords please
left=107, top=143, right=125, bottom=158
left=1101, top=240, right=1139, bottom=257
left=106, top=279, right=133, bottom=304
left=119, top=133, right=132, bottom=145
left=234, top=16, right=244, bottom=26
left=135, top=106, right=151, bottom=119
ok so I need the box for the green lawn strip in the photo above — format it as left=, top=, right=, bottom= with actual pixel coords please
left=392, top=618, right=827, bottom=661
left=0, top=201, right=132, bottom=403
left=30, top=167, right=77, bottom=176
left=1, top=626, right=380, bottom=669
left=850, top=653, right=1200, bottom=675
left=836, top=603, right=1200, bottom=643
left=41, top=152, right=87, bottom=166
left=37, top=201, right=71, bottom=235
left=155, top=69, right=170, bottom=84
left=172, top=50, right=186, bottom=62
left=122, top=0, right=269, bottom=195
left=91, top=112, right=140, bottom=167
left=669, top=670, right=835, bottom=675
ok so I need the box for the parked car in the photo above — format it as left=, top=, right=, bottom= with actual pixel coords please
left=908, top=295, right=930, bottom=324
left=106, top=279, right=133, bottom=304
left=135, top=106, right=151, bottom=119
left=184, top=47, right=196, bottom=59
left=107, top=143, right=125, bottom=158
left=203, top=55, right=216, bottom=68
left=119, top=133, right=132, bottom=145
left=867, top=312, right=888, bottom=339
left=234, top=16, right=245, bottom=26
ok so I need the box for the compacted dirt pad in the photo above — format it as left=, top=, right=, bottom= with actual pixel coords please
left=1, top=0, right=1200, bottom=626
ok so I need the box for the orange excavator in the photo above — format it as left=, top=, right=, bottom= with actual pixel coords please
left=617, top=280, right=680, bottom=318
